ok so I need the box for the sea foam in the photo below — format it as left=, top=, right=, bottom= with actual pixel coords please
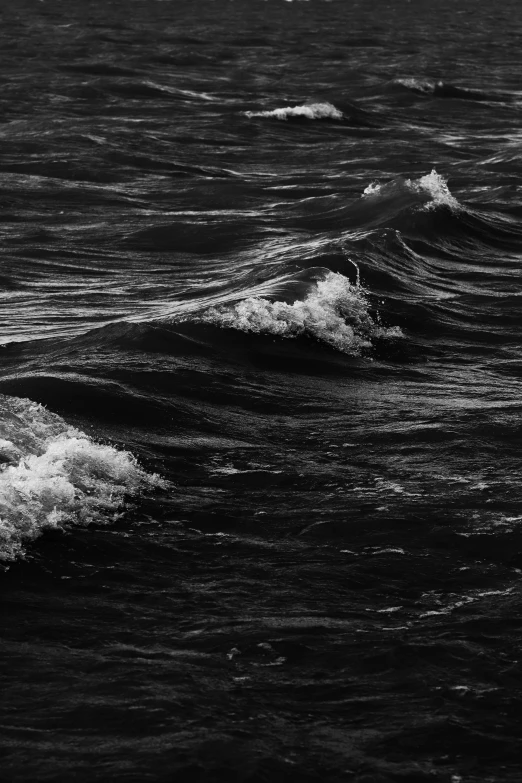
left=363, top=169, right=460, bottom=211
left=393, top=77, right=436, bottom=94
left=245, top=102, right=343, bottom=121
left=197, top=271, right=401, bottom=354
left=0, top=395, right=160, bottom=562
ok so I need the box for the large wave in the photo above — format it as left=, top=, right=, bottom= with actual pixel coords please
left=195, top=271, right=402, bottom=354
left=0, top=395, right=161, bottom=562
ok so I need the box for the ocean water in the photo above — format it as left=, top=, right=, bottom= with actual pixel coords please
left=2, top=0, right=522, bottom=780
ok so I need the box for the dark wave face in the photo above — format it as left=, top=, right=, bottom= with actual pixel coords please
left=2, top=0, right=522, bottom=781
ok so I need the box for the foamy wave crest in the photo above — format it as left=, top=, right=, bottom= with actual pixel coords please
left=393, top=77, right=436, bottom=94
left=245, top=102, right=343, bottom=121
left=0, top=395, right=161, bottom=562
left=197, top=272, right=401, bottom=354
left=363, top=169, right=460, bottom=211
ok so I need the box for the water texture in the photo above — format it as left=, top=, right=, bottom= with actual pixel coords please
left=2, top=0, right=522, bottom=781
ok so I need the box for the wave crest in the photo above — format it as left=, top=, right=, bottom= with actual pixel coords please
left=0, top=396, right=161, bottom=562
left=391, top=78, right=510, bottom=103
left=196, top=271, right=401, bottom=355
left=245, top=102, right=343, bottom=121
left=363, top=169, right=460, bottom=211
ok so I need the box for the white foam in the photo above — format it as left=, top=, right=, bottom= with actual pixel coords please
left=410, top=169, right=461, bottom=210
left=363, top=169, right=460, bottom=211
left=196, top=271, right=402, bottom=355
left=394, top=77, right=435, bottom=94
left=0, top=395, right=161, bottom=562
left=362, top=182, right=381, bottom=196
left=245, top=101, right=343, bottom=121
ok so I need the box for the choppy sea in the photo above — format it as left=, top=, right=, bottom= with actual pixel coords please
left=2, top=0, right=522, bottom=780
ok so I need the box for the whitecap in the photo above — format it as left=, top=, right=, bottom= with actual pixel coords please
left=363, top=168, right=460, bottom=211
left=0, top=395, right=162, bottom=562
left=245, top=101, right=343, bottom=121
left=393, top=77, right=435, bottom=94
left=195, top=271, right=401, bottom=355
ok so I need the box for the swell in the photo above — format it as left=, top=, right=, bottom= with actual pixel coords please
left=361, top=179, right=522, bottom=252
left=1, top=171, right=521, bottom=369
left=0, top=268, right=403, bottom=376
left=284, top=171, right=522, bottom=254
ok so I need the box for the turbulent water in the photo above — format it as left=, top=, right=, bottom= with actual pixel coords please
left=2, top=0, right=522, bottom=780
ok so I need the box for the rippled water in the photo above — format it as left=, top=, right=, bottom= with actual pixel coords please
left=2, top=0, right=522, bottom=780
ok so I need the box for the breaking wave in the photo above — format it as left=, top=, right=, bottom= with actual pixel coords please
left=245, top=101, right=344, bottom=121
left=363, top=169, right=460, bottom=211
left=196, top=271, right=402, bottom=354
left=0, top=395, right=161, bottom=562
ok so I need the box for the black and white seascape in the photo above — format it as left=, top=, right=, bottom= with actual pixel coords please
left=2, top=0, right=522, bottom=780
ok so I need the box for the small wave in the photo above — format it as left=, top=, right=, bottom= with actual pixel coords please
left=392, top=78, right=510, bottom=103
left=195, top=271, right=401, bottom=355
left=245, top=102, right=344, bottom=121
left=392, top=77, right=436, bottom=95
left=363, top=169, right=460, bottom=212
left=0, top=395, right=161, bottom=562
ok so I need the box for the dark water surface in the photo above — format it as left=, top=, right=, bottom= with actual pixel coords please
left=2, top=0, right=522, bottom=780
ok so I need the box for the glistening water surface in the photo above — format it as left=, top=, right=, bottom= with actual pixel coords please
left=2, top=0, right=522, bottom=780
